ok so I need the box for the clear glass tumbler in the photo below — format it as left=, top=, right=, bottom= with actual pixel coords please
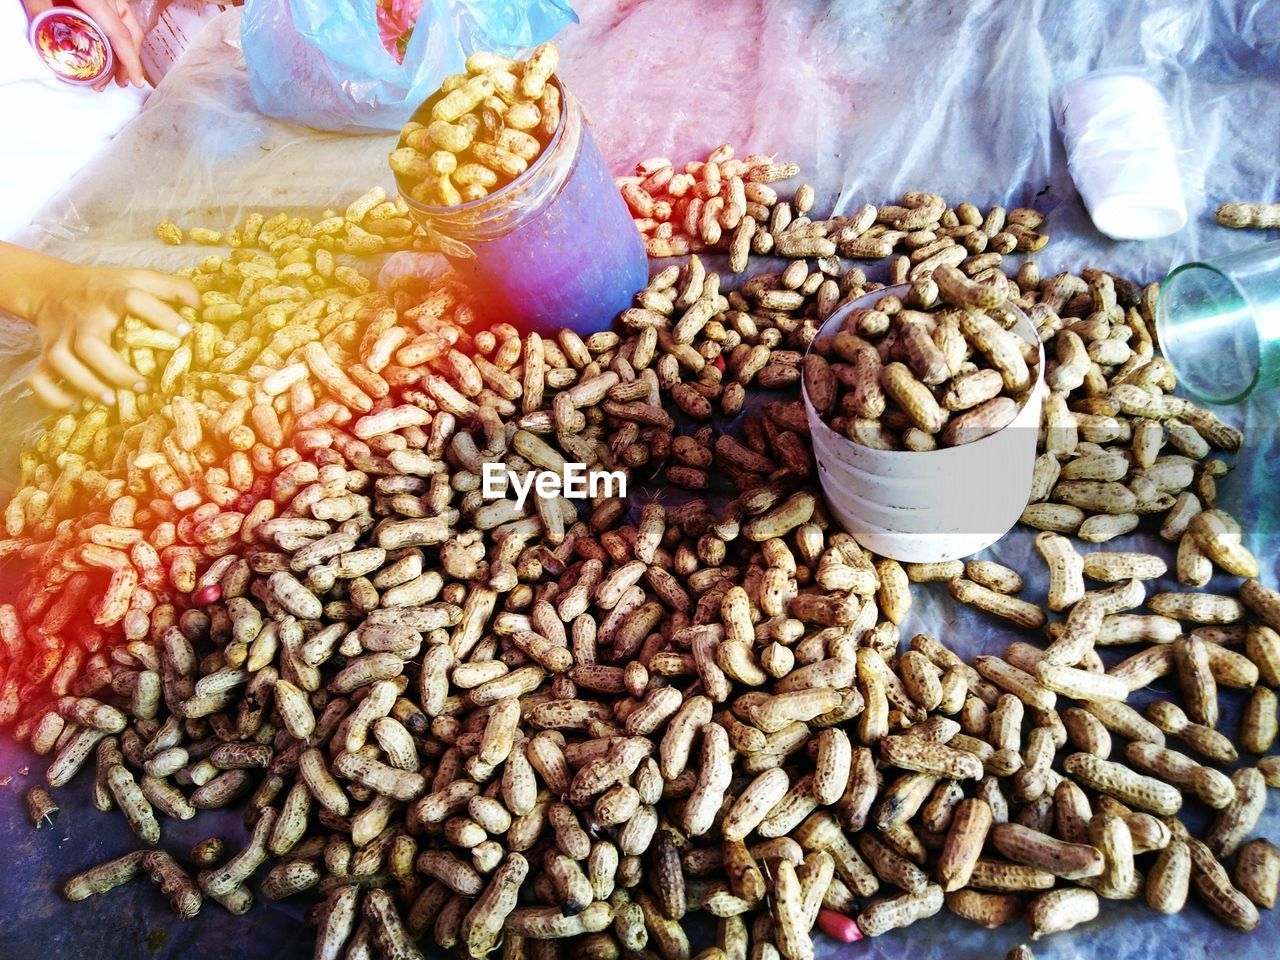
left=1157, top=239, right=1280, bottom=405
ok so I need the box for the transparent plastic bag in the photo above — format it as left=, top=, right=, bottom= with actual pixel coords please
left=240, top=0, right=577, bottom=132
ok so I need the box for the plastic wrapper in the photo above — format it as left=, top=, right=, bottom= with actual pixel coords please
left=240, top=0, right=578, bottom=131
left=1, top=2, right=1278, bottom=958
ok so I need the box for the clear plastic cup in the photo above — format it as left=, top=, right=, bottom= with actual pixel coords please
left=1156, top=239, right=1280, bottom=405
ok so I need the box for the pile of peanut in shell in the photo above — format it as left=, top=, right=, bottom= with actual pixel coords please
left=803, top=258, right=1042, bottom=451
left=0, top=169, right=1276, bottom=960
left=391, top=44, right=563, bottom=208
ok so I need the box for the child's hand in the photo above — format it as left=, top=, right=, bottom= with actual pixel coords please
left=26, top=263, right=198, bottom=409
left=80, top=0, right=148, bottom=89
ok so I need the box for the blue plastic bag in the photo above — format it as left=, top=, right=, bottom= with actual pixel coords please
left=241, top=0, right=577, bottom=132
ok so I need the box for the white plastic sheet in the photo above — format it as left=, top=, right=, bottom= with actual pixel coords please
left=0, top=2, right=1277, bottom=958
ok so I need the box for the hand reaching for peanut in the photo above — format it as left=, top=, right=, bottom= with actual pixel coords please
left=0, top=241, right=198, bottom=409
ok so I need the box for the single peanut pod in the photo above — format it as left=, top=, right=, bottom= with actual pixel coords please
left=519, top=42, right=558, bottom=99
left=682, top=722, right=732, bottom=837
left=812, top=728, right=852, bottom=805
left=1217, top=201, right=1280, bottom=228
left=1087, top=812, right=1135, bottom=900
left=772, top=859, right=813, bottom=960
left=1188, top=510, right=1259, bottom=577
left=1062, top=753, right=1182, bottom=816
left=1124, top=741, right=1235, bottom=810
left=506, top=901, right=614, bottom=939
left=1173, top=635, right=1218, bottom=728
left=1149, top=591, right=1245, bottom=624
left=107, top=763, right=160, bottom=845
left=938, top=799, right=993, bottom=892
left=1145, top=700, right=1235, bottom=763
left=64, top=851, right=147, bottom=901
left=1061, top=707, right=1111, bottom=758
left=1035, top=661, right=1129, bottom=703
left=959, top=309, right=1031, bottom=392
left=991, top=823, right=1103, bottom=881
left=460, top=853, right=529, bottom=957
left=1246, top=624, right=1280, bottom=687
left=945, top=889, right=1023, bottom=929
left=26, top=783, right=58, bottom=829
left=1241, top=579, right=1280, bottom=632
left=723, top=769, right=790, bottom=841
left=363, top=888, right=423, bottom=960
left=1234, top=839, right=1280, bottom=910
left=899, top=651, right=942, bottom=712
left=143, top=850, right=202, bottom=919
left=858, top=832, right=929, bottom=894
left=965, top=560, right=1024, bottom=596
left=1206, top=767, right=1267, bottom=858
left=951, top=581, right=1046, bottom=630
left=1241, top=686, right=1278, bottom=754
left=934, top=264, right=1007, bottom=309
left=722, top=839, right=766, bottom=903
left=881, top=362, right=946, bottom=434
left=1043, top=594, right=1105, bottom=667
left=1187, top=836, right=1261, bottom=931
left=967, top=859, right=1056, bottom=893
left=973, top=656, right=1056, bottom=711
left=1026, top=888, right=1098, bottom=939
left=879, top=735, right=983, bottom=780
left=855, top=884, right=944, bottom=937
left=876, top=558, right=911, bottom=624
left=906, top=560, right=965, bottom=583
left=1145, top=839, right=1192, bottom=914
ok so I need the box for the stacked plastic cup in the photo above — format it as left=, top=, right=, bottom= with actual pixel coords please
left=1057, top=69, right=1187, bottom=241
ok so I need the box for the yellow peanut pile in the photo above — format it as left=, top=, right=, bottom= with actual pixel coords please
left=154, top=187, right=431, bottom=255
left=0, top=176, right=1276, bottom=960
left=1, top=185, right=468, bottom=717
left=391, top=44, right=562, bottom=207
